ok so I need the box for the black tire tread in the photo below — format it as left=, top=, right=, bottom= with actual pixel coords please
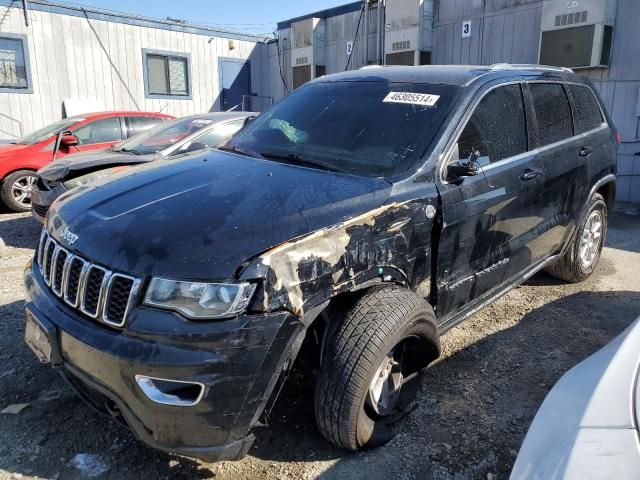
left=314, top=286, right=437, bottom=450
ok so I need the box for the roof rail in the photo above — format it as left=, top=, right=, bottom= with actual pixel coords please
left=489, top=63, right=574, bottom=73
left=359, top=64, right=394, bottom=70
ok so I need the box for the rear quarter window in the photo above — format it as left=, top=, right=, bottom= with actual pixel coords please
left=569, top=84, right=604, bottom=133
left=530, top=83, right=573, bottom=147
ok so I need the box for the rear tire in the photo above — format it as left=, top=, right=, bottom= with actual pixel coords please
left=1, top=170, right=37, bottom=212
left=545, top=193, right=607, bottom=283
left=314, top=286, right=440, bottom=451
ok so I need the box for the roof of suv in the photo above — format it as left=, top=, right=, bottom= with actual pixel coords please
left=314, top=64, right=583, bottom=87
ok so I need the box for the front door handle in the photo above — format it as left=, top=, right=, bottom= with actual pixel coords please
left=520, top=168, right=542, bottom=181
left=579, top=146, right=593, bottom=157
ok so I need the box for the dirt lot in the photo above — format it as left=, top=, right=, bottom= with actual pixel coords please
left=1, top=205, right=639, bottom=480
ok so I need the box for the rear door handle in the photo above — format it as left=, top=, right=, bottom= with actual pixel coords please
left=579, top=146, right=593, bottom=157
left=520, top=168, right=542, bottom=181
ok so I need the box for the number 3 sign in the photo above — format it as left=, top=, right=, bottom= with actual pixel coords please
left=462, top=20, right=471, bottom=38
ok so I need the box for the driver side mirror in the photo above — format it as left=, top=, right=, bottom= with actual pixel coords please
left=60, top=132, right=79, bottom=148
left=447, top=162, right=479, bottom=180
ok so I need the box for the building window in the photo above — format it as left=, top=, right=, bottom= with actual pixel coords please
left=0, top=34, right=32, bottom=93
left=142, top=49, right=191, bottom=99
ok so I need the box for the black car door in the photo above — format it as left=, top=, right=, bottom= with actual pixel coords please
left=524, top=82, right=587, bottom=257
left=436, top=82, right=544, bottom=320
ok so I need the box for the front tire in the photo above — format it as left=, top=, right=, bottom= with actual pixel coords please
left=545, top=193, right=607, bottom=283
left=1, top=170, right=37, bottom=212
left=314, top=286, right=440, bottom=451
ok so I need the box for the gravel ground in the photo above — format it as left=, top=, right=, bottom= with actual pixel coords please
left=1, top=205, right=639, bottom=480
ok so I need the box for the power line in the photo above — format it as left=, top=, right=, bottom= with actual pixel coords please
left=345, top=3, right=365, bottom=71
left=275, top=31, right=290, bottom=95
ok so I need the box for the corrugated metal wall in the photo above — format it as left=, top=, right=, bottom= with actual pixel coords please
left=433, top=0, right=542, bottom=64
left=273, top=7, right=374, bottom=102
left=432, top=0, right=640, bottom=202
left=0, top=4, right=270, bottom=139
left=582, top=0, right=640, bottom=203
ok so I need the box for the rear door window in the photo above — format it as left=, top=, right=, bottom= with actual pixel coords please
left=455, top=84, right=528, bottom=166
left=195, top=121, right=244, bottom=147
left=530, top=83, right=573, bottom=146
left=124, top=116, right=165, bottom=138
left=568, top=84, right=604, bottom=133
left=74, top=117, right=123, bottom=145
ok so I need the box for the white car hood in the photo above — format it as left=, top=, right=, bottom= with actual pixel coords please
left=511, top=316, right=640, bottom=480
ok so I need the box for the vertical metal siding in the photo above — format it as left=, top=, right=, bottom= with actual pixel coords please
left=432, top=0, right=640, bottom=202
left=0, top=5, right=269, bottom=140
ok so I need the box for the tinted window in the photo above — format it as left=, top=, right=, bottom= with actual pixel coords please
left=74, top=117, right=122, bottom=145
left=0, top=36, right=28, bottom=89
left=569, top=84, right=604, bottom=133
left=125, top=116, right=165, bottom=138
left=113, top=116, right=216, bottom=155
left=229, top=81, right=461, bottom=178
left=455, top=84, right=527, bottom=166
left=530, top=83, right=573, bottom=146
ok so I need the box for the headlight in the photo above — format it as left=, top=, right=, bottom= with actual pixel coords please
left=62, top=166, right=130, bottom=190
left=144, top=278, right=256, bottom=319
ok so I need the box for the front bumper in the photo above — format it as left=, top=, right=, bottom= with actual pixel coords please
left=23, top=262, right=303, bottom=462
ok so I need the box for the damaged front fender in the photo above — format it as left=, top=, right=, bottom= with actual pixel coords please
left=240, top=197, right=438, bottom=318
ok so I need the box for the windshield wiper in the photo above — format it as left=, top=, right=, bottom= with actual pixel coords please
left=218, top=144, right=264, bottom=159
left=117, top=147, right=143, bottom=155
left=260, top=151, right=347, bottom=174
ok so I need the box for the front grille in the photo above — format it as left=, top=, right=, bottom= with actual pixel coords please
left=32, top=203, right=49, bottom=218
left=37, top=229, right=140, bottom=327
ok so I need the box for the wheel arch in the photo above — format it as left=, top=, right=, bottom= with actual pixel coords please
left=1, top=167, right=38, bottom=182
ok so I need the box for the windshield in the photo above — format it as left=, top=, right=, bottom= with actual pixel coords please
left=227, top=81, right=460, bottom=178
left=113, top=117, right=216, bottom=155
left=17, top=117, right=86, bottom=145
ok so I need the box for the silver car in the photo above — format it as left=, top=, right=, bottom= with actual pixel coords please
left=511, top=315, right=640, bottom=479
left=31, top=111, right=256, bottom=222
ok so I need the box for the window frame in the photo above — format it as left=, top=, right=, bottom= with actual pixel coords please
left=0, top=33, right=33, bottom=94
left=142, top=49, right=192, bottom=100
left=452, top=83, right=530, bottom=167
left=438, top=79, right=609, bottom=183
left=439, top=80, right=533, bottom=181
left=526, top=81, right=575, bottom=148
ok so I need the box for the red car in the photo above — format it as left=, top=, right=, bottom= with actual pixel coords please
left=0, top=111, right=174, bottom=212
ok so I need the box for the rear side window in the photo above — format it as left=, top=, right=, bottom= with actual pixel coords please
left=569, top=84, right=604, bottom=133
left=125, top=116, right=165, bottom=138
left=530, top=83, right=573, bottom=147
left=455, top=84, right=527, bottom=166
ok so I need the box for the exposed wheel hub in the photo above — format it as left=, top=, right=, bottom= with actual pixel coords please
left=367, top=351, right=404, bottom=416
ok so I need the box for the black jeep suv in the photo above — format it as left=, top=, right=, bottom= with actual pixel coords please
left=23, top=64, right=618, bottom=461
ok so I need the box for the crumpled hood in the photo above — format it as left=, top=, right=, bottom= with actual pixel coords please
left=47, top=150, right=392, bottom=280
left=0, top=142, right=32, bottom=158
left=38, top=149, right=155, bottom=182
